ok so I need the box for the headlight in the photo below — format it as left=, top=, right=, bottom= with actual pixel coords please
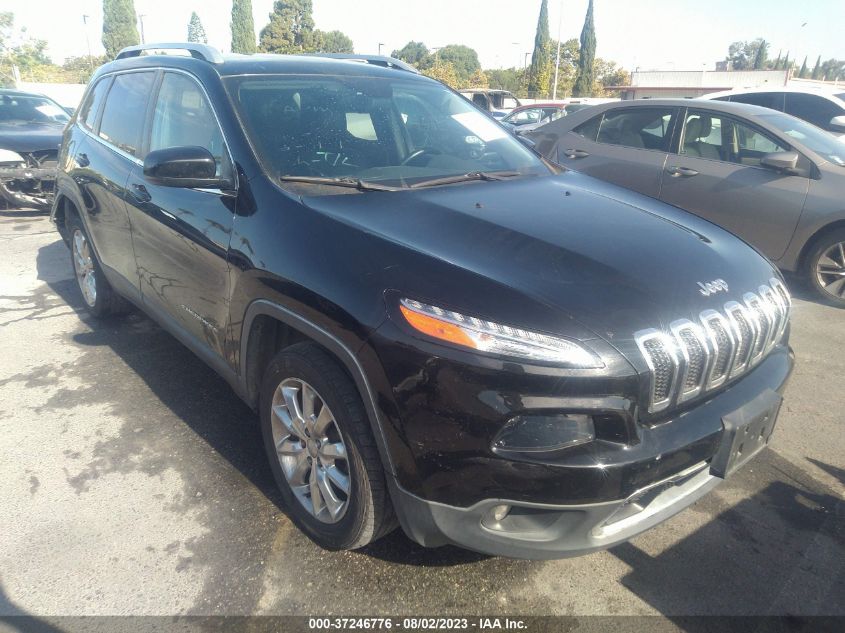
left=0, top=149, right=26, bottom=165
left=399, top=298, right=602, bottom=367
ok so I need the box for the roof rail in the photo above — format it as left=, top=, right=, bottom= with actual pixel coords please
left=304, top=53, right=419, bottom=74
left=115, top=43, right=224, bottom=65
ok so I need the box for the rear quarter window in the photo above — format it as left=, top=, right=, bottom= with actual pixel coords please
left=573, top=115, right=601, bottom=141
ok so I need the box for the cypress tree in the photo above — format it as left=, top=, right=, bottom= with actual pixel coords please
left=102, top=0, right=140, bottom=59
left=811, top=55, right=822, bottom=80
left=752, top=40, right=767, bottom=70
left=798, top=56, right=808, bottom=78
left=527, top=0, right=551, bottom=98
left=572, top=0, right=596, bottom=97
left=231, top=0, right=257, bottom=54
left=187, top=12, right=208, bottom=44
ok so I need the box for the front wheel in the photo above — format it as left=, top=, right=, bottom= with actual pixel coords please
left=259, top=342, right=396, bottom=550
left=805, top=228, right=845, bottom=307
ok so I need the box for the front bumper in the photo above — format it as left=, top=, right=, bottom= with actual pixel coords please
left=0, top=165, right=55, bottom=209
left=385, top=346, right=793, bottom=559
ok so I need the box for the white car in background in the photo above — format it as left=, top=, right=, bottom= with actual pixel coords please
left=703, top=86, right=845, bottom=138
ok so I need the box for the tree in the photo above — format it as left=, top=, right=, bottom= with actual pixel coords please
left=312, top=29, right=353, bottom=54
left=422, top=59, right=458, bottom=89
left=437, top=45, right=481, bottom=85
left=798, top=56, right=808, bottom=78
left=593, top=58, right=628, bottom=96
left=820, top=58, right=845, bottom=81
left=527, top=0, right=551, bottom=97
left=484, top=67, right=523, bottom=94
left=259, top=0, right=315, bottom=54
left=465, top=68, right=489, bottom=89
left=572, top=0, right=596, bottom=97
left=811, top=55, right=822, bottom=80
left=547, top=38, right=579, bottom=97
left=231, top=0, right=257, bottom=54
left=102, top=0, right=140, bottom=59
left=772, top=50, right=782, bottom=70
left=187, top=12, right=207, bottom=44
left=752, top=39, right=768, bottom=70
left=1, top=11, right=54, bottom=85
left=782, top=52, right=790, bottom=73
left=391, top=41, right=430, bottom=68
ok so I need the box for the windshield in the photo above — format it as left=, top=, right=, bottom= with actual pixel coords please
left=759, top=112, right=845, bottom=166
left=0, top=94, right=70, bottom=124
left=225, top=75, right=549, bottom=188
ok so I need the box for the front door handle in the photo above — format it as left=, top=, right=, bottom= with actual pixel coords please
left=76, top=153, right=90, bottom=168
left=129, top=182, right=152, bottom=203
left=562, top=148, right=590, bottom=159
left=666, top=166, right=700, bottom=178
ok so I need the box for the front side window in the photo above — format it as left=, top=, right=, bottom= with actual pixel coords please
left=784, top=93, right=844, bottom=131
left=225, top=75, right=548, bottom=188
left=595, top=108, right=675, bottom=150
left=0, top=94, right=70, bottom=124
left=680, top=110, right=787, bottom=166
left=506, top=109, right=542, bottom=125
left=149, top=72, right=227, bottom=175
left=98, top=72, right=155, bottom=157
left=760, top=112, right=845, bottom=166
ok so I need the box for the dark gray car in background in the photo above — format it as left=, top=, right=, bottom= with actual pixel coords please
left=528, top=99, right=845, bottom=306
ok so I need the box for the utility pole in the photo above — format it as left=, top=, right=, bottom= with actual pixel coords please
left=552, top=0, right=563, bottom=100
left=378, top=43, right=384, bottom=55
left=138, top=14, right=146, bottom=44
left=82, top=14, right=94, bottom=72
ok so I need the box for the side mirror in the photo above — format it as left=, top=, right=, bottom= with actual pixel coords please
left=760, top=151, right=799, bottom=173
left=829, top=115, right=845, bottom=133
left=143, top=146, right=228, bottom=189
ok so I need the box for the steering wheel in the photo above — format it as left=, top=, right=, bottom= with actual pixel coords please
left=401, top=148, right=441, bottom=166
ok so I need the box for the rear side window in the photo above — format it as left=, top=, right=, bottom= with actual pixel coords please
left=79, top=77, right=110, bottom=130
left=98, top=71, right=155, bottom=157
left=595, top=108, right=675, bottom=150
left=729, top=92, right=785, bottom=111
left=573, top=114, right=601, bottom=141
left=785, top=93, right=844, bottom=131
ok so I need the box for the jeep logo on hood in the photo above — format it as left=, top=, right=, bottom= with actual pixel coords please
left=697, top=279, right=729, bottom=296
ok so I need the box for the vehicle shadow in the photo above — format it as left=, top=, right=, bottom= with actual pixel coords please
left=33, top=239, right=488, bottom=571
left=609, top=450, right=845, bottom=620
left=0, top=579, right=65, bottom=632
left=781, top=272, right=843, bottom=310
left=0, top=208, right=49, bottom=218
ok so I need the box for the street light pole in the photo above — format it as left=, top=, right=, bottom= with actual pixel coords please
left=552, top=0, right=564, bottom=100
left=138, top=14, right=146, bottom=45
left=82, top=14, right=94, bottom=71
left=378, top=43, right=384, bottom=55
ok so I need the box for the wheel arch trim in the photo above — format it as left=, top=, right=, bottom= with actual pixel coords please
left=240, top=299, right=397, bottom=477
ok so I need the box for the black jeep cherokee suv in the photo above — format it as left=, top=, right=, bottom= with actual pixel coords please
left=51, top=44, right=794, bottom=559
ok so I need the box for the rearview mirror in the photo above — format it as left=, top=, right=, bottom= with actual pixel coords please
left=760, top=151, right=799, bottom=173
left=829, top=115, right=845, bottom=133
left=143, top=146, right=229, bottom=189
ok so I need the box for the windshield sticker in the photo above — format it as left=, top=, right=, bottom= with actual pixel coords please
left=451, top=111, right=508, bottom=143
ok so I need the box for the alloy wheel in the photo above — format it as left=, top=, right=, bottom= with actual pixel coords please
left=72, top=229, right=97, bottom=307
left=816, top=241, right=845, bottom=299
left=270, top=378, right=351, bottom=523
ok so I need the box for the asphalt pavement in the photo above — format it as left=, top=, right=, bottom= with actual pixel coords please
left=0, top=213, right=843, bottom=620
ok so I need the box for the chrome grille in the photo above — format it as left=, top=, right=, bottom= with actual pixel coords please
left=635, top=279, right=790, bottom=414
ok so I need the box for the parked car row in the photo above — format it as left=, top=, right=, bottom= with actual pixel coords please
left=528, top=98, right=845, bottom=306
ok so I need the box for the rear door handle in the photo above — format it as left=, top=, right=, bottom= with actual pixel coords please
left=666, top=166, right=700, bottom=178
left=562, top=149, right=590, bottom=159
left=129, top=182, right=152, bottom=203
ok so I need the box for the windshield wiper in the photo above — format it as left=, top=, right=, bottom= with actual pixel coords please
left=409, top=171, right=523, bottom=189
left=278, top=176, right=404, bottom=192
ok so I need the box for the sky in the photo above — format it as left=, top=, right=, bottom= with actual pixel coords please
left=5, top=0, right=845, bottom=72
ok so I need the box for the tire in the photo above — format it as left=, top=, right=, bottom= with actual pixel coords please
left=804, top=228, right=845, bottom=308
left=66, top=213, right=128, bottom=317
left=259, top=341, right=396, bottom=550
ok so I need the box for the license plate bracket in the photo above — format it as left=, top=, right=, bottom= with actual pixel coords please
left=710, top=389, right=782, bottom=479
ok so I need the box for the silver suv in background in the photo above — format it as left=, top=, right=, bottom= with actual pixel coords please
left=703, top=86, right=845, bottom=139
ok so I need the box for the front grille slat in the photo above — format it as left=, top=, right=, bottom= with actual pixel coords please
left=636, top=281, right=790, bottom=414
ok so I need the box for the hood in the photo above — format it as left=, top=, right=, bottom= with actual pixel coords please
left=0, top=121, right=64, bottom=154
left=300, top=171, right=780, bottom=344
